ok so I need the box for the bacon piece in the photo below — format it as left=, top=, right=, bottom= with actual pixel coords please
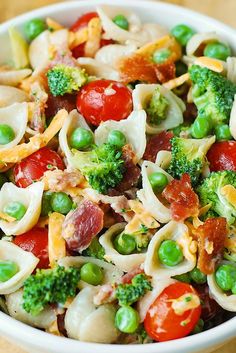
left=109, top=145, right=141, bottom=195
left=93, top=284, right=116, bottom=306
left=162, top=174, right=199, bottom=221
left=143, top=131, right=173, bottom=162
left=62, top=200, right=104, bottom=252
left=45, top=94, right=76, bottom=119
left=43, top=169, right=84, bottom=192
left=194, top=217, right=227, bottom=275
left=118, top=54, right=158, bottom=84
left=154, top=60, right=176, bottom=83
left=121, top=267, right=144, bottom=284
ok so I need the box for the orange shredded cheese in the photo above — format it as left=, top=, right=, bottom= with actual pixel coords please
left=84, top=17, right=102, bottom=57
left=69, top=27, right=88, bottom=50
left=0, top=109, right=68, bottom=169
left=221, top=185, right=236, bottom=208
left=163, top=72, right=190, bottom=90
left=194, top=56, right=225, bottom=73
left=48, top=212, right=66, bottom=268
left=46, top=18, right=64, bottom=31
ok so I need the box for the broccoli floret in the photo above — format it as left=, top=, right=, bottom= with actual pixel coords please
left=189, top=65, right=236, bottom=126
left=82, top=237, right=105, bottom=260
left=167, top=136, right=214, bottom=186
left=197, top=171, right=236, bottom=224
left=146, top=87, right=169, bottom=125
left=115, top=274, right=152, bottom=306
left=71, top=143, right=125, bottom=194
left=23, top=266, right=80, bottom=316
left=47, top=64, right=88, bottom=96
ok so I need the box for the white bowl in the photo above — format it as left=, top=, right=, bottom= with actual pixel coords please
left=0, top=1, right=235, bottom=352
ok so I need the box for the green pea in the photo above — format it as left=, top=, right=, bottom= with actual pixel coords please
left=112, top=14, right=129, bottom=30
left=113, top=233, right=136, bottom=255
left=158, top=239, right=183, bottom=267
left=192, top=319, right=204, bottom=334
left=0, top=174, right=7, bottom=189
left=173, top=273, right=191, bottom=283
left=41, top=191, right=54, bottom=217
left=171, top=24, right=195, bottom=46
left=0, top=261, right=19, bottom=282
left=69, top=128, right=93, bottom=150
left=4, top=201, right=27, bottom=220
left=80, top=262, right=104, bottom=285
left=190, top=267, right=207, bottom=284
left=215, top=124, right=232, bottom=141
left=24, top=18, right=46, bottom=41
left=215, top=264, right=236, bottom=291
left=175, top=61, right=188, bottom=76
left=148, top=172, right=168, bottom=193
left=115, top=306, right=140, bottom=333
left=107, top=130, right=127, bottom=148
left=50, top=192, right=72, bottom=215
left=152, top=48, right=171, bottom=64
left=0, top=124, right=15, bottom=145
left=204, top=42, right=231, bottom=61
left=191, top=116, right=211, bottom=139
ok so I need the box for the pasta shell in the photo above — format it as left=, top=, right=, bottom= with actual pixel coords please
left=77, top=57, right=120, bottom=80
left=0, top=102, right=28, bottom=150
left=59, top=109, right=93, bottom=167
left=95, top=110, right=147, bottom=162
left=137, top=161, right=173, bottom=223
left=0, top=182, right=44, bottom=235
left=137, top=277, right=176, bottom=322
left=226, top=57, right=236, bottom=83
left=6, top=289, right=56, bottom=328
left=144, top=221, right=196, bottom=279
left=58, top=256, right=123, bottom=288
left=155, top=150, right=172, bottom=169
left=95, top=43, right=137, bottom=68
left=0, top=86, right=29, bottom=108
left=132, top=84, right=185, bottom=134
left=0, top=68, right=32, bottom=87
left=186, top=32, right=223, bottom=56
left=207, top=261, right=236, bottom=312
left=99, top=223, right=146, bottom=272
left=65, top=287, right=119, bottom=343
left=0, top=241, right=38, bottom=294
left=97, top=6, right=167, bottom=46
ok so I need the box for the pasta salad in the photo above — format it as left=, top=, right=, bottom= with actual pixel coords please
left=0, top=4, right=235, bottom=344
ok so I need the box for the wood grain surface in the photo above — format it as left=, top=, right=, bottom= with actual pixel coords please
left=0, top=0, right=235, bottom=352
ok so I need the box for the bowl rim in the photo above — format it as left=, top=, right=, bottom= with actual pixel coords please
left=0, top=0, right=235, bottom=352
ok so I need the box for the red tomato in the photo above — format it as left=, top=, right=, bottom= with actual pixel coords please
left=76, top=80, right=133, bottom=126
left=207, top=141, right=236, bottom=172
left=144, top=282, right=201, bottom=342
left=13, top=147, right=65, bottom=188
left=70, top=12, right=114, bottom=58
left=14, top=227, right=49, bottom=269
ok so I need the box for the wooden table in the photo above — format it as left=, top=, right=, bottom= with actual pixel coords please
left=0, top=0, right=236, bottom=352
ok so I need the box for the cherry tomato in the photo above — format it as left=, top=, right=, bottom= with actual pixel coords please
left=144, top=282, right=201, bottom=342
left=13, top=147, right=65, bottom=188
left=70, top=12, right=114, bottom=58
left=13, top=227, right=49, bottom=269
left=76, top=80, right=133, bottom=126
left=207, top=141, right=236, bottom=172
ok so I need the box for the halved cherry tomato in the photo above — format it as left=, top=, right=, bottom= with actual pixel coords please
left=76, top=80, right=133, bottom=126
left=14, top=227, right=49, bottom=269
left=13, top=147, right=65, bottom=188
left=207, top=141, right=236, bottom=172
left=70, top=12, right=114, bottom=58
left=144, top=282, right=201, bottom=342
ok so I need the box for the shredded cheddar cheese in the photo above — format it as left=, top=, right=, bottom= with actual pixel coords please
left=221, top=184, right=236, bottom=208
left=124, top=199, right=159, bottom=234
left=69, top=27, right=88, bottom=50
left=46, top=18, right=64, bottom=31
left=194, top=56, right=225, bottom=73
left=0, top=211, right=16, bottom=223
left=84, top=17, right=102, bottom=57
left=0, top=109, right=68, bottom=169
left=163, top=73, right=190, bottom=90
left=48, top=212, right=66, bottom=268
left=171, top=293, right=200, bottom=315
